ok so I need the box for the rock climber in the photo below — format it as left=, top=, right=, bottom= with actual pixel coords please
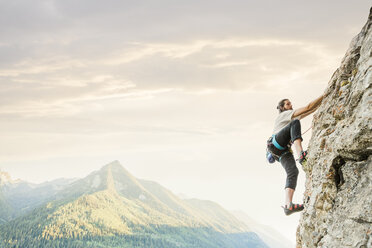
left=268, top=95, right=323, bottom=215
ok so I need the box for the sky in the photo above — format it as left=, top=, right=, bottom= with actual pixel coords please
left=1, top=0, right=371, bottom=244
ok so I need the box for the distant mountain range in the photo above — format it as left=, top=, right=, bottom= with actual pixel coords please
left=0, top=161, right=290, bottom=248
left=232, top=211, right=293, bottom=248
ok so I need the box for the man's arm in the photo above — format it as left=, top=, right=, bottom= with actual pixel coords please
left=292, top=95, right=324, bottom=119
left=297, top=105, right=318, bottom=119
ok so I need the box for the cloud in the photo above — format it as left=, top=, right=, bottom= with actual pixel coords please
left=100, top=38, right=340, bottom=91
left=102, top=39, right=308, bottom=65
left=1, top=1, right=369, bottom=42
left=0, top=0, right=369, bottom=118
left=0, top=36, right=341, bottom=119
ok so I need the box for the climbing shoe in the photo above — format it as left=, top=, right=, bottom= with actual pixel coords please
left=299, top=150, right=308, bottom=165
left=282, top=203, right=304, bottom=216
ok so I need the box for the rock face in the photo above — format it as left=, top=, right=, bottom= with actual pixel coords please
left=296, top=8, right=372, bottom=248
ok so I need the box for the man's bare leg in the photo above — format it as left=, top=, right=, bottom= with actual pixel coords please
left=293, top=139, right=303, bottom=158
left=285, top=188, right=295, bottom=207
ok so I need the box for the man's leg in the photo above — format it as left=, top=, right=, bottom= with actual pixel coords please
left=280, top=152, right=299, bottom=206
left=276, top=119, right=304, bottom=158
left=293, top=139, right=303, bottom=158
left=289, top=119, right=304, bottom=158
left=285, top=188, right=295, bottom=207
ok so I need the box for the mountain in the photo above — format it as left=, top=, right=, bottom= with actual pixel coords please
left=232, top=211, right=293, bottom=248
left=0, top=171, right=75, bottom=222
left=0, top=171, right=17, bottom=186
left=0, top=172, right=13, bottom=222
left=0, top=161, right=269, bottom=248
left=0, top=190, right=12, bottom=224
left=296, top=8, right=372, bottom=247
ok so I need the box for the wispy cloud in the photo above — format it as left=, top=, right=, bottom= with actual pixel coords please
left=1, top=0, right=368, bottom=120
left=0, top=36, right=341, bottom=119
left=101, top=39, right=317, bottom=65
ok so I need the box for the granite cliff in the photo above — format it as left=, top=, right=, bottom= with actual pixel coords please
left=296, top=8, right=372, bottom=248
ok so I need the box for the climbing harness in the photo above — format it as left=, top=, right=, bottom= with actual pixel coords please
left=266, top=135, right=292, bottom=164
left=272, top=135, right=286, bottom=150
left=266, top=123, right=311, bottom=164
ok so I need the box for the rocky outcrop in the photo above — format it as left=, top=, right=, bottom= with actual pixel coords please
left=296, top=7, right=372, bottom=248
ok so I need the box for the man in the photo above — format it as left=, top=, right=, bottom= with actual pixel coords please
left=270, top=95, right=323, bottom=215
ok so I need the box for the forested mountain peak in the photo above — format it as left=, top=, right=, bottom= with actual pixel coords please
left=0, top=161, right=270, bottom=248
left=0, top=171, right=19, bottom=186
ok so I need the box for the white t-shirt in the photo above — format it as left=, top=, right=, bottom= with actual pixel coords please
left=272, top=110, right=295, bottom=134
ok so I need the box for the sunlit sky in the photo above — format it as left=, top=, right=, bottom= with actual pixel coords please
left=1, top=0, right=371, bottom=244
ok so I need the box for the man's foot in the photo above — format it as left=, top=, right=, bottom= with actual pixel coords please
left=299, top=150, right=308, bottom=165
left=282, top=203, right=304, bottom=216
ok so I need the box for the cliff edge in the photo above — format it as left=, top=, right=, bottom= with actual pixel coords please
left=296, top=7, right=372, bottom=248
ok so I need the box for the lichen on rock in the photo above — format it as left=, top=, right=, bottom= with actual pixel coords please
left=296, top=7, right=372, bottom=248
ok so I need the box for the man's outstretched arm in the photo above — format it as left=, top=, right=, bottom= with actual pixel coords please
left=292, top=95, right=324, bottom=119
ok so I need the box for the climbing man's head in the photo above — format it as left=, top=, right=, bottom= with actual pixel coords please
left=277, top=99, right=292, bottom=113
